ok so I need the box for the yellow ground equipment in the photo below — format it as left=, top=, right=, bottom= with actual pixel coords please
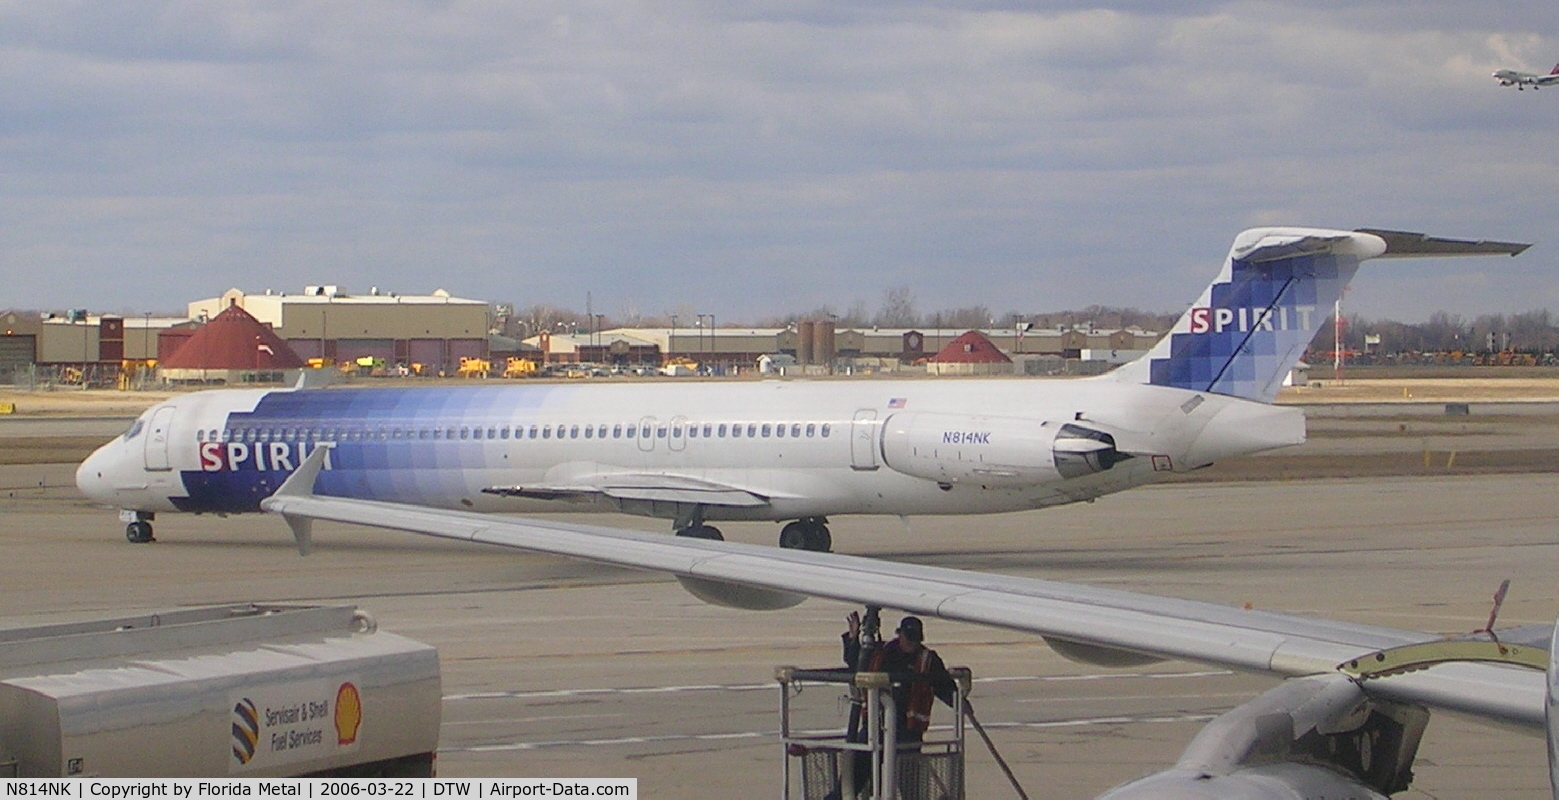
left=458, top=357, right=492, bottom=378
left=504, top=358, right=538, bottom=378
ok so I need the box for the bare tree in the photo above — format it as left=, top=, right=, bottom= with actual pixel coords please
left=873, top=286, right=920, bottom=328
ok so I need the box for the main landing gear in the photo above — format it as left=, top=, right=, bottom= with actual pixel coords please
left=778, top=517, right=831, bottom=552
left=669, top=508, right=832, bottom=552
left=673, top=506, right=724, bottom=541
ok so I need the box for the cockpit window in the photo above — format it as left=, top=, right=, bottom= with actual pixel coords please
left=122, top=418, right=146, bottom=442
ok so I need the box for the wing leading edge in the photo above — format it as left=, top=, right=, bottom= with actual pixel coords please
left=261, top=489, right=1545, bottom=731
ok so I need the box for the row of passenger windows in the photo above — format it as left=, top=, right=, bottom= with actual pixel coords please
left=197, top=422, right=834, bottom=444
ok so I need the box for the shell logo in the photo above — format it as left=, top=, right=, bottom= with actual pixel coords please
left=334, top=682, right=363, bottom=745
left=232, top=698, right=260, bottom=764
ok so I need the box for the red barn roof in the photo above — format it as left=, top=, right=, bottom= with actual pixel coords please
left=160, top=303, right=305, bottom=370
left=929, top=330, right=1012, bottom=364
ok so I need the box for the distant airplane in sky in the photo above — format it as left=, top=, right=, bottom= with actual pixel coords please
left=1493, top=63, right=1559, bottom=90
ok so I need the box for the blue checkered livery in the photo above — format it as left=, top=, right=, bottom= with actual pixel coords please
left=1145, top=248, right=1360, bottom=403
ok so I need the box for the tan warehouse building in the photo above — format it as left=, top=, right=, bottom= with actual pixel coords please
left=188, top=286, right=490, bottom=375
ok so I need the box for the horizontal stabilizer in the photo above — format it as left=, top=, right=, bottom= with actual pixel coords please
left=1355, top=229, right=1531, bottom=258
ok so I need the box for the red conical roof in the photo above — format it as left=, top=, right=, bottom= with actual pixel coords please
left=160, top=303, right=305, bottom=369
left=930, top=330, right=1011, bottom=364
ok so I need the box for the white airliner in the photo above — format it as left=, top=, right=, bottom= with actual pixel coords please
left=1493, top=63, right=1559, bottom=90
left=259, top=454, right=1557, bottom=798
left=77, top=227, right=1527, bottom=549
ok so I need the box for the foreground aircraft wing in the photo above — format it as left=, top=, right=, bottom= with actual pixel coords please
left=263, top=462, right=1545, bottom=731
left=482, top=472, right=770, bottom=508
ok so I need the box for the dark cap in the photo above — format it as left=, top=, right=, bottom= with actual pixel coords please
left=896, top=616, right=924, bottom=642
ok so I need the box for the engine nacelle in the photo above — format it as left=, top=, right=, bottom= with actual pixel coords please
left=1097, top=674, right=1428, bottom=800
left=880, top=412, right=1125, bottom=487
left=676, top=576, right=806, bottom=610
left=1045, top=637, right=1166, bottom=668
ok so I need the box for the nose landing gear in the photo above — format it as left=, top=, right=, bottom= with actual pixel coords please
left=120, top=510, right=156, bottom=543
left=125, top=521, right=155, bottom=543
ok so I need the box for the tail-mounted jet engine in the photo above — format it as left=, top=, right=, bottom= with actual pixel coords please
left=880, top=413, right=1127, bottom=487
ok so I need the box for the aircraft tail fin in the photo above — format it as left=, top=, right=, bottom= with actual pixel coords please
left=1550, top=62, right=1559, bottom=75
left=1111, top=228, right=1528, bottom=404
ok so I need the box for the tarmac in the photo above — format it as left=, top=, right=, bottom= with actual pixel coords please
left=2, top=394, right=1557, bottom=797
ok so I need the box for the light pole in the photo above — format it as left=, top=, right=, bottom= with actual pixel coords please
left=669, top=315, right=678, bottom=363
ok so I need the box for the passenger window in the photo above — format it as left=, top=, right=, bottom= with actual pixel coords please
left=196, top=430, right=205, bottom=442
left=718, top=424, right=728, bottom=437
left=613, top=424, right=623, bottom=438
left=420, top=429, right=430, bottom=440
left=775, top=424, right=785, bottom=438
left=529, top=425, right=539, bottom=439
left=671, top=424, right=683, bottom=437
left=446, top=427, right=457, bottom=439
left=487, top=427, right=497, bottom=439
left=656, top=426, right=667, bottom=439
left=805, top=423, right=816, bottom=437
left=500, top=428, right=510, bottom=440
left=686, top=425, right=696, bottom=438
left=570, top=425, right=579, bottom=439
left=584, top=426, right=594, bottom=439
left=703, top=424, right=713, bottom=438
left=626, top=426, right=636, bottom=439
left=747, top=424, right=758, bottom=437
left=598, top=425, right=607, bottom=438
left=642, top=425, right=652, bottom=438
left=542, top=426, right=552, bottom=439
left=791, top=424, right=802, bottom=438
left=761, top=424, right=772, bottom=438
left=821, top=423, right=832, bottom=437
left=731, top=424, right=741, bottom=439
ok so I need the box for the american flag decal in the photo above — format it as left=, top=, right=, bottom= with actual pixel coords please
left=887, top=398, right=907, bottom=408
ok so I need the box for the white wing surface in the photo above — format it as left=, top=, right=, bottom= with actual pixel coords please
left=262, top=486, right=1545, bottom=731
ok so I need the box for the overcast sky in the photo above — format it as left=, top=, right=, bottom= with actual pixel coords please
left=2, top=1, right=1556, bottom=324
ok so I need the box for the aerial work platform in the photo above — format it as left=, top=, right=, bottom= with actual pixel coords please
left=0, top=604, right=440, bottom=778
left=776, top=665, right=971, bottom=800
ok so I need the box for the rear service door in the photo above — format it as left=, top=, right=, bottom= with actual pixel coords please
left=850, top=409, right=879, bottom=471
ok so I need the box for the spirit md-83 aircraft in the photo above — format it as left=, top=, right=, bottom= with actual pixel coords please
left=1494, top=62, right=1559, bottom=90
left=77, top=227, right=1527, bottom=549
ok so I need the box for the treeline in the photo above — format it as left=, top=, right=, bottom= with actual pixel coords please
left=496, top=286, right=1180, bottom=338
left=1346, top=310, right=1559, bottom=353
left=495, top=294, right=1559, bottom=356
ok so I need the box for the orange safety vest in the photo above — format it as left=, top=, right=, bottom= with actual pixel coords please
left=866, top=646, right=937, bottom=735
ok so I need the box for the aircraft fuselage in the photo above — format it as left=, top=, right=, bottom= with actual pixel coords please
left=76, top=376, right=1304, bottom=524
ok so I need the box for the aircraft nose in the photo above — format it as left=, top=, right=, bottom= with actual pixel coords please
left=76, top=442, right=116, bottom=504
